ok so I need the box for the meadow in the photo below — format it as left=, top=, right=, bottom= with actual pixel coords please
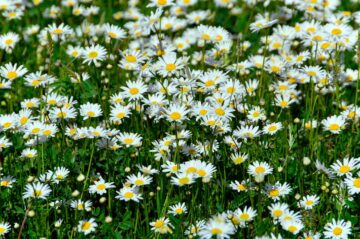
left=0, top=0, right=359, bottom=238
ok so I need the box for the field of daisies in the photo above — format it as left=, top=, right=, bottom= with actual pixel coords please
left=0, top=0, right=360, bottom=238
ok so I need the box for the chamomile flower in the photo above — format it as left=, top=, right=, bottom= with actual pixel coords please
left=169, top=202, right=187, bottom=216
left=80, top=102, right=103, bottom=120
left=23, top=182, right=52, bottom=200
left=0, top=63, right=27, bottom=80
left=150, top=217, right=173, bottom=234
left=198, top=215, right=235, bottom=239
left=0, top=222, right=11, bottom=236
left=126, top=173, right=152, bottom=186
left=78, top=218, right=97, bottom=235
left=323, top=219, right=352, bottom=239
left=0, top=32, right=19, bottom=51
left=248, top=161, right=273, bottom=182
left=117, top=132, right=142, bottom=147
left=321, top=115, right=346, bottom=134
left=299, top=195, right=320, bottom=210
left=165, top=104, right=189, bottom=122
left=344, top=173, right=360, bottom=195
left=71, top=199, right=92, bottom=211
left=88, top=176, right=115, bottom=195
left=121, top=79, right=147, bottom=100
left=115, top=186, right=143, bottom=202
left=263, top=122, right=283, bottom=135
left=82, top=44, right=107, bottom=65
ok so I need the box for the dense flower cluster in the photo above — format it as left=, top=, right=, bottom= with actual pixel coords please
left=0, top=0, right=359, bottom=238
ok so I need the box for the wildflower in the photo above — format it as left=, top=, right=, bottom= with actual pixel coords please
left=78, top=218, right=97, bottom=235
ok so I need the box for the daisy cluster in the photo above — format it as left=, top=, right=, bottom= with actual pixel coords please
left=0, top=0, right=359, bottom=238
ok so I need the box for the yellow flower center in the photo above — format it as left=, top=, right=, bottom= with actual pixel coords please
left=154, top=220, right=164, bottom=228
left=240, top=213, right=250, bottom=220
left=268, top=125, right=277, bottom=132
left=269, top=189, right=280, bottom=197
left=169, top=112, right=181, bottom=120
left=339, top=165, right=350, bottom=174
left=125, top=55, right=137, bottom=63
left=353, top=178, right=360, bottom=188
left=273, top=209, right=282, bottom=217
left=108, top=32, right=117, bottom=38
left=331, top=28, right=342, bottom=35
left=53, top=28, right=63, bottom=34
left=134, top=179, right=144, bottom=185
left=165, top=63, right=176, bottom=72
left=116, top=112, right=125, bottom=119
left=215, top=108, right=225, bottom=116
left=197, top=169, right=206, bottom=177
left=255, top=166, right=265, bottom=174
left=157, top=0, right=167, bottom=5
left=96, top=183, right=106, bottom=190
left=186, top=167, right=197, bottom=174
left=88, top=51, right=98, bottom=59
left=3, top=122, right=11, bottom=128
left=87, top=111, right=95, bottom=117
left=57, top=112, right=67, bottom=118
left=210, top=228, right=222, bottom=235
left=1, top=180, right=10, bottom=186
left=179, top=177, right=189, bottom=184
left=42, top=130, right=52, bottom=136
left=123, top=138, right=134, bottom=145
left=7, top=71, right=17, bottom=79
left=329, top=123, right=340, bottom=131
left=5, top=39, right=13, bottom=45
left=333, top=227, right=343, bottom=236
left=288, top=225, right=297, bottom=232
left=129, top=87, right=139, bottom=95
left=124, top=191, right=134, bottom=199
left=81, top=221, right=91, bottom=231
left=305, top=200, right=314, bottom=206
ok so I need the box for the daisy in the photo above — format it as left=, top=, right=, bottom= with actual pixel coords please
left=88, top=176, right=115, bottom=195
left=299, top=195, right=320, bottom=210
left=119, top=49, right=146, bottom=70
left=80, top=102, right=102, bottom=120
left=117, top=132, right=142, bottom=147
left=233, top=206, right=257, bottom=227
left=0, top=136, right=12, bottom=152
left=71, top=199, right=93, bottom=211
left=147, top=0, right=174, bottom=8
left=165, top=104, right=189, bottom=122
left=103, top=23, right=126, bottom=40
left=115, top=186, right=143, bottom=202
left=0, top=176, right=16, bottom=188
left=268, top=203, right=289, bottom=220
left=121, top=79, right=147, bottom=100
left=23, top=182, right=52, bottom=200
left=264, top=182, right=292, bottom=201
left=263, top=122, right=283, bottom=135
left=150, top=217, right=173, bottom=234
left=66, top=45, right=83, bottom=58
left=78, top=218, right=97, bottom=235
left=198, top=215, right=235, bottom=239
left=21, top=148, right=37, bottom=159
left=323, top=219, right=352, bottom=239
left=171, top=172, right=194, bottom=186
left=281, top=220, right=304, bottom=235
left=321, top=115, right=346, bottom=134
left=52, top=167, right=70, bottom=184
left=82, top=44, right=107, bottom=65
left=248, top=161, right=273, bottom=182
left=169, top=202, right=187, bottom=216
left=156, top=53, right=185, bottom=77
left=0, top=62, right=27, bottom=80
left=0, top=32, right=19, bottom=51
left=0, top=222, right=11, bottom=236
left=344, top=173, right=360, bottom=195
left=126, top=173, right=152, bottom=187
left=229, top=180, right=248, bottom=192
left=331, top=157, right=359, bottom=176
